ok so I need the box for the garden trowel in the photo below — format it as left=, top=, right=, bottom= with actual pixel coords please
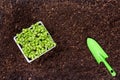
left=87, top=38, right=116, bottom=76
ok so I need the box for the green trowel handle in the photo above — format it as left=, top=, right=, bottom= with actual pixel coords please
left=103, top=59, right=116, bottom=76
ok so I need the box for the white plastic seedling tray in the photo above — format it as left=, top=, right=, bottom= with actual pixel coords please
left=13, top=21, right=56, bottom=63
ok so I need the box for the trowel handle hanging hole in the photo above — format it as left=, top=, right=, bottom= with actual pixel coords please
left=111, top=70, right=113, bottom=73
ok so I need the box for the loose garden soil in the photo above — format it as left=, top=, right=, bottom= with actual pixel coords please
left=0, top=0, right=120, bottom=80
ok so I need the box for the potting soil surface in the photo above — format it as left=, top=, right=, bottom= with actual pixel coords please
left=0, top=0, right=120, bottom=80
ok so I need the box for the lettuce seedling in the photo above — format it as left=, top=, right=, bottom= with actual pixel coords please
left=14, top=21, right=56, bottom=63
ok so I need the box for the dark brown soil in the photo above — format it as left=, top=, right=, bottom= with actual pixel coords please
left=0, top=0, right=120, bottom=80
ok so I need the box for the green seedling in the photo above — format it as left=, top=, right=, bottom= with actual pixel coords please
left=14, top=21, right=56, bottom=63
left=87, top=38, right=116, bottom=77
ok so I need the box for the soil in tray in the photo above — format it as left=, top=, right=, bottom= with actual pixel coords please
left=0, top=0, right=120, bottom=80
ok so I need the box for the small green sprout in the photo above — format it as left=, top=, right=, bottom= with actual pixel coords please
left=15, top=21, right=56, bottom=62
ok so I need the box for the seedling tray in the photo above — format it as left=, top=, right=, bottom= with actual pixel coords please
left=14, top=21, right=56, bottom=63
